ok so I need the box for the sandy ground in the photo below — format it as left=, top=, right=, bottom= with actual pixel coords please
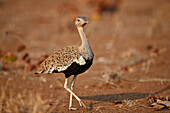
left=0, top=0, right=170, bottom=112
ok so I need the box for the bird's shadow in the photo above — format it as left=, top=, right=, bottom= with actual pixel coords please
left=80, top=86, right=170, bottom=110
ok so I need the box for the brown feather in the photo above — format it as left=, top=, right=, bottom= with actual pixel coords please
left=35, top=46, right=79, bottom=74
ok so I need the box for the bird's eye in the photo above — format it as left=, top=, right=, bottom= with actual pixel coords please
left=77, top=19, right=80, bottom=22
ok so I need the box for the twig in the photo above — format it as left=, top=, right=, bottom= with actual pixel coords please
left=0, top=78, right=11, bottom=112
left=137, top=78, right=170, bottom=82
left=121, top=76, right=170, bottom=82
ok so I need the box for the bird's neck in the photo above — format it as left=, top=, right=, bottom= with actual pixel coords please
left=77, top=27, right=90, bottom=49
left=77, top=27, right=94, bottom=59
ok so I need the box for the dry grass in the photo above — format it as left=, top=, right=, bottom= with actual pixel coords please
left=0, top=79, right=50, bottom=113
left=0, top=0, right=170, bottom=112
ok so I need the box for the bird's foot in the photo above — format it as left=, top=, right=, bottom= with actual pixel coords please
left=69, top=107, right=78, bottom=111
left=78, top=100, right=87, bottom=108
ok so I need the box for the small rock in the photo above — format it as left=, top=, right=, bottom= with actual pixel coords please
left=85, top=85, right=89, bottom=89
left=50, top=84, right=53, bottom=88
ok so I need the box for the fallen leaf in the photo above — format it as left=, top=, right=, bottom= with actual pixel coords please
left=4, top=52, right=17, bottom=62
left=123, top=66, right=128, bottom=71
left=2, top=63, right=10, bottom=71
left=17, top=45, right=26, bottom=52
left=147, top=45, right=153, bottom=50
left=22, top=53, right=29, bottom=60
left=153, top=48, right=159, bottom=54
left=24, top=57, right=31, bottom=64
left=153, top=104, right=166, bottom=111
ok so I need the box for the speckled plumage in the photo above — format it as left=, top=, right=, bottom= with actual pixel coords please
left=35, top=45, right=93, bottom=78
left=35, top=16, right=93, bottom=110
left=35, top=46, right=78, bottom=73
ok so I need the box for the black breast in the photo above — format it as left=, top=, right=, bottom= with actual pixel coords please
left=63, top=59, right=93, bottom=78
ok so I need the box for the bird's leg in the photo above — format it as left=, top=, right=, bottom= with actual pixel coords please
left=64, top=78, right=86, bottom=110
left=69, top=75, right=77, bottom=110
left=70, top=75, right=85, bottom=107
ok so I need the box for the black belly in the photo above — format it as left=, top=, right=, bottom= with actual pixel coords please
left=62, top=59, right=93, bottom=78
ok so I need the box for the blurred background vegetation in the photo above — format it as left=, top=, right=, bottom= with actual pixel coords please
left=0, top=0, right=170, bottom=112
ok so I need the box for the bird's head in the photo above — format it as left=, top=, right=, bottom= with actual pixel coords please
left=75, top=16, right=89, bottom=27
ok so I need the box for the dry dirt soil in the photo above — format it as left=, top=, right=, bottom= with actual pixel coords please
left=0, top=0, right=170, bottom=113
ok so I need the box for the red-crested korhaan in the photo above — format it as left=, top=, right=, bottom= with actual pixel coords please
left=35, top=16, right=94, bottom=110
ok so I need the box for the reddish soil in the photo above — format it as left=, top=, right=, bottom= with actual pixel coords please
left=0, top=0, right=170, bottom=112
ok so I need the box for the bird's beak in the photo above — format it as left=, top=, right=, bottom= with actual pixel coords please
left=86, top=20, right=90, bottom=24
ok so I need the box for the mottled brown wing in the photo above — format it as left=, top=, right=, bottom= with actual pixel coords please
left=35, top=46, right=79, bottom=74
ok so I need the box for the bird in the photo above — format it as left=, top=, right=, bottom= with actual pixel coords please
left=35, top=16, right=94, bottom=110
